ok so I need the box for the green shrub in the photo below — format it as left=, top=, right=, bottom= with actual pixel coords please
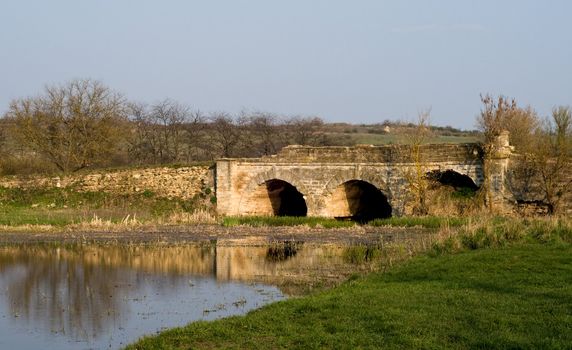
left=451, top=187, right=477, bottom=199
left=430, top=236, right=458, bottom=256
left=142, top=190, right=155, bottom=198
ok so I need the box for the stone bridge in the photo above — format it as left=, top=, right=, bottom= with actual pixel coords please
left=215, top=138, right=513, bottom=218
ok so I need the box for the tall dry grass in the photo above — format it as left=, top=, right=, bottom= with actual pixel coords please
left=161, top=209, right=218, bottom=224
left=431, top=216, right=572, bottom=255
left=67, top=214, right=143, bottom=231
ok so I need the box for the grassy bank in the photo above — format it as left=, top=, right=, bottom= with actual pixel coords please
left=0, top=186, right=209, bottom=227
left=127, top=219, right=572, bottom=349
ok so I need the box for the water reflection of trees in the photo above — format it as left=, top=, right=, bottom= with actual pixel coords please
left=0, top=244, right=215, bottom=341
left=0, top=242, right=353, bottom=341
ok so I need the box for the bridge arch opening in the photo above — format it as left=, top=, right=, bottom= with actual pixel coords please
left=427, top=169, right=479, bottom=194
left=421, top=169, right=480, bottom=216
left=327, top=180, right=391, bottom=222
left=244, top=179, right=307, bottom=217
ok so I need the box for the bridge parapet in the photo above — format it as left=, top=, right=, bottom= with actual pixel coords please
left=265, top=143, right=482, bottom=164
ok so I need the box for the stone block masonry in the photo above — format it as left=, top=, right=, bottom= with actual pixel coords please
left=0, top=166, right=213, bottom=200
left=216, top=143, right=495, bottom=218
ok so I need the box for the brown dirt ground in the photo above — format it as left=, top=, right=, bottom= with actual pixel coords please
left=0, top=225, right=432, bottom=246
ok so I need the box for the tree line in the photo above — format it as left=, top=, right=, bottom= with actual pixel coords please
left=0, top=79, right=334, bottom=174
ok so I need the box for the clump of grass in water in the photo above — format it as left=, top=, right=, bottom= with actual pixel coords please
left=265, top=241, right=302, bottom=262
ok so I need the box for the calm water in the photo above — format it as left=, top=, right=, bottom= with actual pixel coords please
left=0, top=240, right=353, bottom=350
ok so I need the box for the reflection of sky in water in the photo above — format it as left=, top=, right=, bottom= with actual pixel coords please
left=0, top=244, right=287, bottom=350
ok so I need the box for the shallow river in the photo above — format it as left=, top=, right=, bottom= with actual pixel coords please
left=0, top=240, right=363, bottom=349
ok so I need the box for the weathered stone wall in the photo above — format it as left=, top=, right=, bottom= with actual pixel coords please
left=0, top=166, right=213, bottom=200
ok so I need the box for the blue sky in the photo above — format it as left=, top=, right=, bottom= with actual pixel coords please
left=1, top=0, right=571, bottom=129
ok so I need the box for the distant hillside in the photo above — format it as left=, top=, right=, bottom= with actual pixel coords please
left=321, top=122, right=480, bottom=146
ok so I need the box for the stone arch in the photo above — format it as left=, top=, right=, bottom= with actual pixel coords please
left=433, top=163, right=483, bottom=188
left=238, top=169, right=309, bottom=216
left=242, top=169, right=309, bottom=196
left=418, top=168, right=481, bottom=216
left=321, top=169, right=392, bottom=220
left=426, top=168, right=479, bottom=191
left=323, top=169, right=391, bottom=200
left=323, top=179, right=392, bottom=221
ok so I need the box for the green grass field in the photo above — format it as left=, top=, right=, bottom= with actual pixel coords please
left=341, top=132, right=479, bottom=145
left=127, top=224, right=572, bottom=349
left=0, top=186, right=200, bottom=226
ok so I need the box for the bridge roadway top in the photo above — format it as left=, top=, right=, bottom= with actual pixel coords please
left=218, top=143, right=482, bottom=164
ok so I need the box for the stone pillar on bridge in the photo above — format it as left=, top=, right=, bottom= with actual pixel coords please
left=214, top=159, right=234, bottom=216
left=486, top=131, right=514, bottom=214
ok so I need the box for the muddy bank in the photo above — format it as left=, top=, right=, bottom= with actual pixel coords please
left=0, top=224, right=433, bottom=245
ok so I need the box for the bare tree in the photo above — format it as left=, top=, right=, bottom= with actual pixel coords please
left=182, top=110, right=207, bottom=161
left=404, top=109, right=433, bottom=215
left=0, top=119, right=7, bottom=156
left=150, top=99, right=188, bottom=162
left=6, top=79, right=127, bottom=172
left=476, top=94, right=539, bottom=210
left=528, top=106, right=572, bottom=214
left=477, top=94, right=538, bottom=153
left=286, top=116, right=326, bottom=146
left=127, top=100, right=197, bottom=164
left=241, top=112, right=286, bottom=156
left=209, top=112, right=242, bottom=158
left=127, top=102, right=158, bottom=164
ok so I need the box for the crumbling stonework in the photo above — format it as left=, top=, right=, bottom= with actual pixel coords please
left=0, top=166, right=212, bottom=200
